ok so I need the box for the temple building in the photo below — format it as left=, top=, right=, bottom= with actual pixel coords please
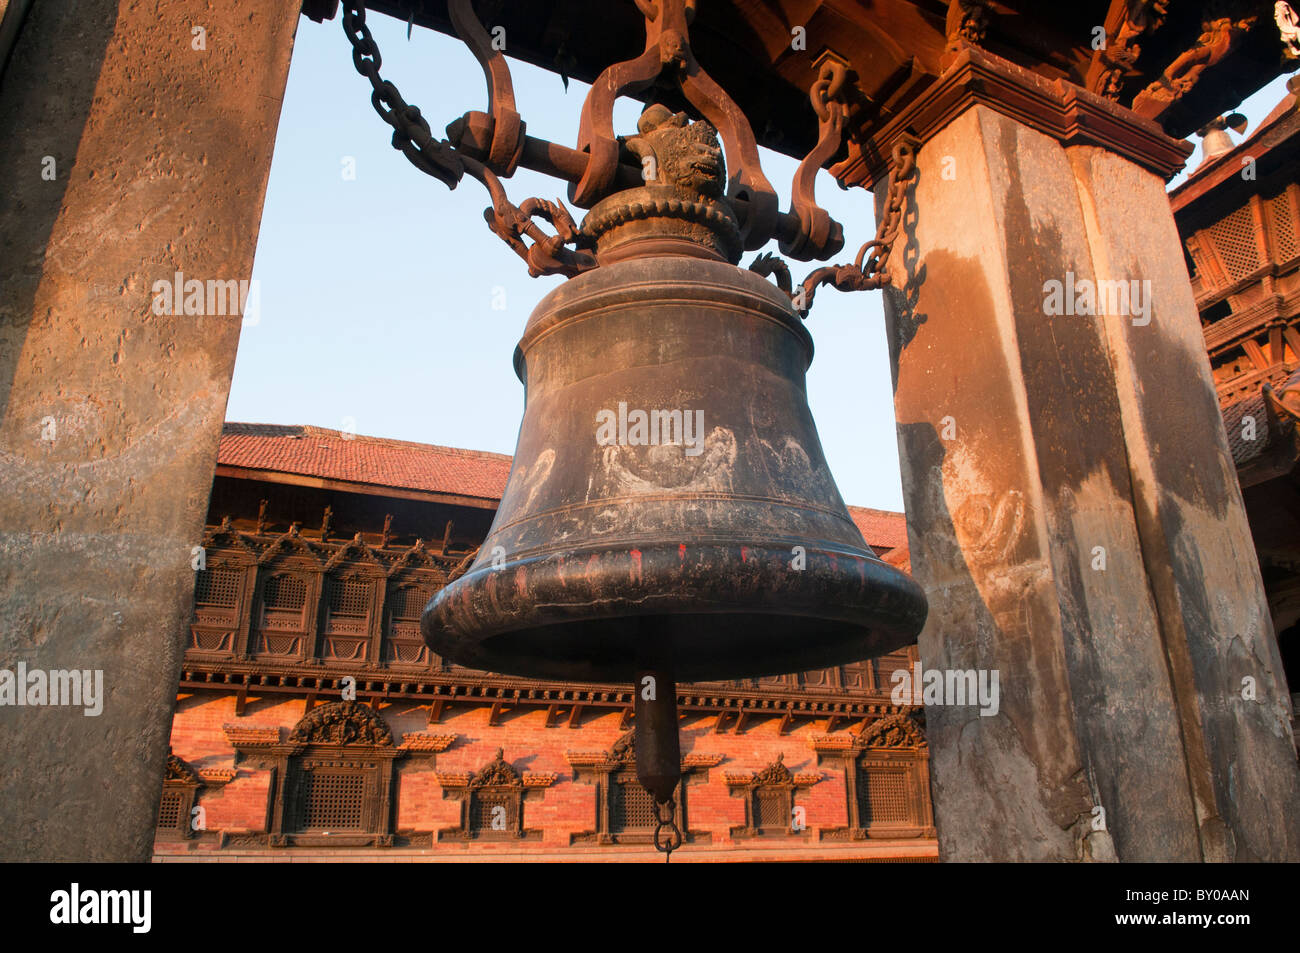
left=1171, top=79, right=1300, bottom=708
left=154, top=422, right=936, bottom=860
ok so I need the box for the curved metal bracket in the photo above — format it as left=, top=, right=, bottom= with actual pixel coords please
left=447, top=0, right=525, bottom=175
left=782, top=61, right=849, bottom=262
left=571, top=0, right=778, bottom=250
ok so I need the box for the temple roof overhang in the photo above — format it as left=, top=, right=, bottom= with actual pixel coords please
left=311, top=1, right=1297, bottom=187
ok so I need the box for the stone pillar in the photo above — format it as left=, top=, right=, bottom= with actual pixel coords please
left=872, top=49, right=1300, bottom=861
left=0, top=0, right=299, bottom=861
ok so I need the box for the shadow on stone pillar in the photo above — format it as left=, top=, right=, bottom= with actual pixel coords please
left=873, top=50, right=1300, bottom=861
left=0, top=0, right=300, bottom=861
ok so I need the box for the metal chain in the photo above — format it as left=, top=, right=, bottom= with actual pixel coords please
left=780, top=140, right=918, bottom=317
left=654, top=798, right=683, bottom=862
left=340, top=0, right=464, bottom=188
left=857, top=140, right=917, bottom=284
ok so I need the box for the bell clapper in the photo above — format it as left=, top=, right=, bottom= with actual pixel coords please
left=633, top=620, right=684, bottom=863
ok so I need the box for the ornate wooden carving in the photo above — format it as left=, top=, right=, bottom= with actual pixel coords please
left=724, top=752, right=822, bottom=840
left=1132, top=13, right=1257, bottom=120
left=219, top=702, right=443, bottom=849
left=436, top=748, right=552, bottom=842
left=565, top=730, right=712, bottom=847
left=155, top=751, right=227, bottom=844
left=813, top=709, right=935, bottom=842
left=288, top=700, right=394, bottom=746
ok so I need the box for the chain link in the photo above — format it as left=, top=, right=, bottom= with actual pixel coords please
left=857, top=140, right=917, bottom=284
left=654, top=798, right=683, bottom=862
left=340, top=0, right=464, bottom=188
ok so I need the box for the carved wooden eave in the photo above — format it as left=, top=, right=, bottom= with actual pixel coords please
left=323, top=533, right=385, bottom=573
left=256, top=526, right=325, bottom=566
left=223, top=725, right=280, bottom=748
left=398, top=731, right=457, bottom=753
left=196, top=767, right=236, bottom=786
left=184, top=661, right=905, bottom=725
left=163, top=753, right=201, bottom=785
left=833, top=44, right=1194, bottom=189
left=386, top=539, right=451, bottom=578
left=201, top=519, right=258, bottom=560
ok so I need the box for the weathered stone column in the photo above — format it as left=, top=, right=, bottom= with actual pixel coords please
left=871, top=49, right=1300, bottom=861
left=0, top=1, right=299, bottom=861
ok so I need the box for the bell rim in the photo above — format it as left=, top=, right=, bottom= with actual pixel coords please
left=421, top=540, right=927, bottom=683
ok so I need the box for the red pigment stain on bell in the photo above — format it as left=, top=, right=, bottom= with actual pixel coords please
left=741, top=546, right=749, bottom=562
left=678, top=543, right=686, bottom=561
left=630, top=548, right=643, bottom=581
left=515, top=566, right=528, bottom=597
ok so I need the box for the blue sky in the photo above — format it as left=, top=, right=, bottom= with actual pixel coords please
left=229, top=12, right=1293, bottom=512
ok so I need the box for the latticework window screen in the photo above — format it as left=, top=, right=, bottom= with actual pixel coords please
left=388, top=585, right=429, bottom=621
left=1208, top=204, right=1261, bottom=281
left=327, top=577, right=370, bottom=617
left=292, top=770, right=366, bottom=831
left=610, top=772, right=658, bottom=832
left=1270, top=191, right=1297, bottom=262
left=756, top=788, right=791, bottom=831
left=157, top=789, right=185, bottom=831
left=858, top=767, right=910, bottom=825
left=195, top=567, right=240, bottom=607
left=262, top=574, right=307, bottom=610
left=470, top=791, right=517, bottom=833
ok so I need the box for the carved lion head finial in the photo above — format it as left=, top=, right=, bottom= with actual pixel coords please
left=625, top=104, right=726, bottom=200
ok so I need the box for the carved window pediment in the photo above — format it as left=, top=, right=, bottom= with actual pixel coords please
left=288, top=701, right=394, bottom=747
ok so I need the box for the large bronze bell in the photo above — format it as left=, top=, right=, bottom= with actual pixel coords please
left=423, top=107, right=926, bottom=683
left=423, top=107, right=927, bottom=850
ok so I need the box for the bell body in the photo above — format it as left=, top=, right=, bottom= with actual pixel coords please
left=422, top=254, right=927, bottom=682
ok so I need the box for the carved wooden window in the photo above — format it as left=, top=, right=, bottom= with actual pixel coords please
left=874, top=650, right=913, bottom=693
left=196, top=567, right=240, bottom=609
left=857, top=764, right=910, bottom=825
left=157, top=789, right=187, bottom=834
left=190, top=562, right=248, bottom=655
left=725, top=753, right=814, bottom=840
left=756, top=787, right=793, bottom=832
left=229, top=702, right=404, bottom=848
left=566, top=731, right=705, bottom=846
left=321, top=575, right=373, bottom=661
left=469, top=788, right=519, bottom=836
left=841, top=661, right=872, bottom=691
left=154, top=753, right=203, bottom=843
left=438, top=749, right=552, bottom=842
left=289, top=763, right=372, bottom=832
left=609, top=770, right=659, bottom=834
left=1268, top=188, right=1297, bottom=262
left=1208, top=204, right=1261, bottom=281
left=385, top=582, right=433, bottom=667
left=255, top=570, right=311, bottom=656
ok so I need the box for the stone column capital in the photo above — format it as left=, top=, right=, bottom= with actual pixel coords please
left=833, top=45, right=1193, bottom=190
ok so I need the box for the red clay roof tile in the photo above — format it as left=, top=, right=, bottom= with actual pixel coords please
left=219, top=423, right=910, bottom=551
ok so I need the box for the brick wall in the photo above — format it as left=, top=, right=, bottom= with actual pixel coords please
left=157, top=690, right=937, bottom=861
